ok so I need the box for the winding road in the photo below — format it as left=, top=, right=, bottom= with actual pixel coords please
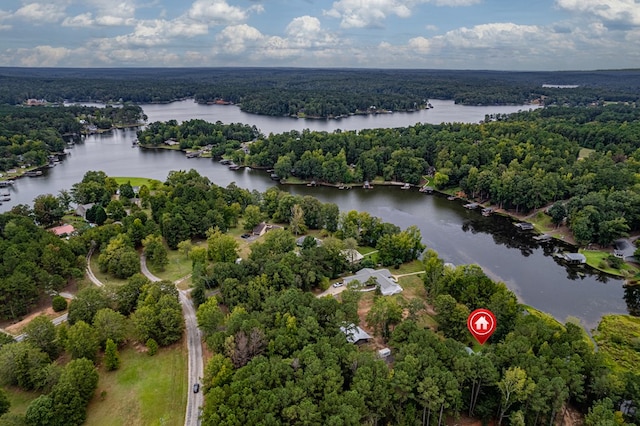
left=140, top=255, right=203, bottom=426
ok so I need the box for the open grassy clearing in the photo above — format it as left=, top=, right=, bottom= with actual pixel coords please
left=392, top=260, right=425, bottom=275
left=112, top=177, right=162, bottom=188
left=85, top=344, right=187, bottom=426
left=594, top=315, right=640, bottom=373
left=578, top=147, right=595, bottom=160
left=580, top=250, right=639, bottom=277
left=357, top=246, right=378, bottom=255
left=89, top=252, right=129, bottom=287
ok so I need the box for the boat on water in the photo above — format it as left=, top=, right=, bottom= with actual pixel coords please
left=481, top=207, right=494, bottom=216
left=25, top=170, right=43, bottom=177
left=401, top=183, right=411, bottom=190
left=463, top=202, right=479, bottom=209
left=419, top=186, right=434, bottom=193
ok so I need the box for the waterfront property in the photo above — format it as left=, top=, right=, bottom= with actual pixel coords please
left=49, top=224, right=75, bottom=237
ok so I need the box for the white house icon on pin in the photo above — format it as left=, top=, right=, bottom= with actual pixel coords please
left=474, top=316, right=489, bottom=331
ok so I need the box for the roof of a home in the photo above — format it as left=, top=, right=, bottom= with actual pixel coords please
left=49, top=224, right=75, bottom=236
left=343, top=268, right=403, bottom=296
left=340, top=324, right=372, bottom=344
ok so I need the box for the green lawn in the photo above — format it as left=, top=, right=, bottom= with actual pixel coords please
left=594, top=315, right=640, bottom=373
left=580, top=249, right=639, bottom=277
left=392, top=260, right=426, bottom=275
left=112, top=177, right=162, bottom=188
left=357, top=247, right=378, bottom=255
left=85, top=344, right=187, bottom=426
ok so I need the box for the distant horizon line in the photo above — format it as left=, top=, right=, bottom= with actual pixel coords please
left=0, top=66, right=639, bottom=73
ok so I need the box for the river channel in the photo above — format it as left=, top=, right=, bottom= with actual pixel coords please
left=1, top=100, right=628, bottom=328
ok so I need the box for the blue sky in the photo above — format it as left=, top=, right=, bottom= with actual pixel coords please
left=0, top=0, right=639, bottom=70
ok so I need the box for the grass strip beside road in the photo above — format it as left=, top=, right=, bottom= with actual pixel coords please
left=86, top=344, right=187, bottom=426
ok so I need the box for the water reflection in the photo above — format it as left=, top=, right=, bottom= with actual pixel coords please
left=624, top=285, right=640, bottom=316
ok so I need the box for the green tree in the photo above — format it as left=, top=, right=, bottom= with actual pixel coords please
left=65, top=321, right=99, bottom=363
left=0, top=342, right=50, bottom=391
left=585, top=398, right=618, bottom=426
left=196, top=297, right=225, bottom=338
left=51, top=295, right=67, bottom=312
left=23, top=315, right=59, bottom=360
left=366, top=297, right=403, bottom=340
left=497, top=367, right=535, bottom=426
left=92, top=308, right=127, bottom=347
left=142, top=234, right=168, bottom=270
left=67, top=286, right=108, bottom=325
left=289, top=204, right=306, bottom=236
left=243, top=205, right=263, bottom=232
left=106, top=200, right=126, bottom=221
left=33, top=194, right=64, bottom=227
left=177, top=239, right=193, bottom=258
left=104, top=338, right=120, bottom=371
left=206, top=227, right=239, bottom=263
left=434, top=294, right=470, bottom=342
left=97, top=234, right=140, bottom=279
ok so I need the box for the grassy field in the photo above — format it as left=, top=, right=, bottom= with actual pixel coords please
left=594, top=315, right=640, bottom=373
left=580, top=250, right=639, bottom=277
left=112, top=177, right=162, bottom=188
left=85, top=344, right=187, bottom=426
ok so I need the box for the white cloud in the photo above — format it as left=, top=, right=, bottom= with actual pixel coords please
left=188, top=0, right=249, bottom=25
left=62, top=13, right=94, bottom=27
left=285, top=16, right=338, bottom=48
left=215, top=24, right=265, bottom=54
left=16, top=45, right=73, bottom=66
left=556, top=0, right=640, bottom=25
left=90, top=17, right=208, bottom=49
left=407, top=36, right=431, bottom=52
left=325, top=0, right=480, bottom=28
left=14, top=2, right=68, bottom=23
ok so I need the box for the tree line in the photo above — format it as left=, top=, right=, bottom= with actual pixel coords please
left=2, top=68, right=640, bottom=117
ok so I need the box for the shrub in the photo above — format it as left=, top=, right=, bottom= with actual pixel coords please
left=146, top=338, right=158, bottom=356
left=606, top=255, right=624, bottom=270
left=52, top=295, right=67, bottom=312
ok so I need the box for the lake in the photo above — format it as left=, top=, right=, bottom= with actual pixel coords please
left=2, top=100, right=627, bottom=328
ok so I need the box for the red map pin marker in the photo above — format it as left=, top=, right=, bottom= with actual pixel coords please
left=467, top=308, right=497, bottom=345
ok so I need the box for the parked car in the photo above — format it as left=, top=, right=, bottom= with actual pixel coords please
left=333, top=282, right=344, bottom=288
left=193, top=383, right=200, bottom=393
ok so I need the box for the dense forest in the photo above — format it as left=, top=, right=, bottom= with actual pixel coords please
left=1, top=68, right=640, bottom=118
left=0, top=104, right=145, bottom=172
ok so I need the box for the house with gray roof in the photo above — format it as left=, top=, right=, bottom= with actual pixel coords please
left=343, top=268, right=403, bottom=296
left=340, top=324, right=372, bottom=344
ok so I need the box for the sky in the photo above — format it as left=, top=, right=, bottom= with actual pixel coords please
left=0, top=0, right=639, bottom=70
